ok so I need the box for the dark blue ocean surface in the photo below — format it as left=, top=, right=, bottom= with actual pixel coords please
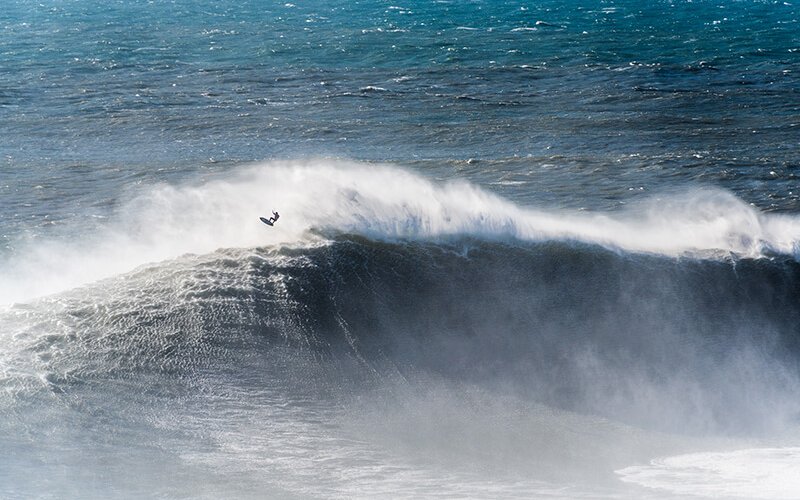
left=2, top=0, right=799, bottom=219
left=2, top=2, right=800, bottom=499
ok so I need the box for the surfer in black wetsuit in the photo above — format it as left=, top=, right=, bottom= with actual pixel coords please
left=260, top=210, right=280, bottom=226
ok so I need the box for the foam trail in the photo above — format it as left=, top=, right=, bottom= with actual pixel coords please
left=1, top=160, right=799, bottom=304
left=617, top=448, right=800, bottom=499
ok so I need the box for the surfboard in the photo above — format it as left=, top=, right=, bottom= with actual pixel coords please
left=260, top=216, right=273, bottom=226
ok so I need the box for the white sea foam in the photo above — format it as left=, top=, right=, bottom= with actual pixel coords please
left=616, top=447, right=800, bottom=499
left=1, top=159, right=799, bottom=304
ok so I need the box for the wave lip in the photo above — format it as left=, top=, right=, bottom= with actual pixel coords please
left=1, top=160, right=800, bottom=305
left=616, top=447, right=800, bottom=499
left=273, top=161, right=800, bottom=260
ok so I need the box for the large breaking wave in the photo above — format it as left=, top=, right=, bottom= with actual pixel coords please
left=1, top=161, right=799, bottom=430
left=2, top=160, right=800, bottom=498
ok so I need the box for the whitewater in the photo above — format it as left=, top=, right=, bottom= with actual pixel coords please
left=3, top=161, right=800, bottom=305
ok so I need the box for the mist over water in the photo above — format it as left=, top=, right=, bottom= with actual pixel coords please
left=3, top=0, right=800, bottom=498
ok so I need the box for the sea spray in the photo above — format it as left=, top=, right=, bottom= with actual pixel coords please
left=2, top=160, right=800, bottom=305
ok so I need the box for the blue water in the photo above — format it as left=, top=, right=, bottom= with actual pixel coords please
left=2, top=1, right=800, bottom=498
left=3, top=1, right=799, bottom=209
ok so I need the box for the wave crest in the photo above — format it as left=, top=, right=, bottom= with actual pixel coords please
left=1, top=159, right=799, bottom=304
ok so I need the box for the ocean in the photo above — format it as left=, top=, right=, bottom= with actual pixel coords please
left=1, top=0, right=800, bottom=498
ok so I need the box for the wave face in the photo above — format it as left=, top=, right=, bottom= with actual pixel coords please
left=15, top=235, right=800, bottom=430
left=2, top=162, right=800, bottom=498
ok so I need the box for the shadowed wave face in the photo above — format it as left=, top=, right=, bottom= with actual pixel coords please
left=148, top=232, right=800, bottom=434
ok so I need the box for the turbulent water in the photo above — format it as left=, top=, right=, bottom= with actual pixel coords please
left=2, top=1, right=800, bottom=499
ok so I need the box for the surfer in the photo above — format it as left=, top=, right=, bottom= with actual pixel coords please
left=260, top=211, right=280, bottom=226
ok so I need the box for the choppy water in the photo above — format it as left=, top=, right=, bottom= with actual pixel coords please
left=2, top=1, right=800, bottom=498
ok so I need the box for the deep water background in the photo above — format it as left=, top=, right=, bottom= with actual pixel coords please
left=2, top=0, right=799, bottom=229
